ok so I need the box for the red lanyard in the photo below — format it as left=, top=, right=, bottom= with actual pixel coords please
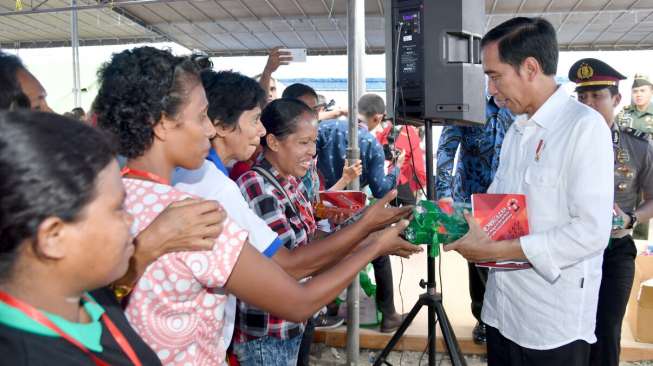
left=120, top=167, right=170, bottom=185
left=0, top=291, right=142, bottom=366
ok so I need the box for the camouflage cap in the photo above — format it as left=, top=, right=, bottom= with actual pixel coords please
left=632, top=73, right=652, bottom=88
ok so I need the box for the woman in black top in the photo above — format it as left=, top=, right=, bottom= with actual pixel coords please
left=0, top=111, right=160, bottom=365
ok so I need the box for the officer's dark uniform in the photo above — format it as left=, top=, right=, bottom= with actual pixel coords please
left=617, top=74, right=653, bottom=240
left=569, top=59, right=653, bottom=366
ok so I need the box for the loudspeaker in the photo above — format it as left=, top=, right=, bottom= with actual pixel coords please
left=389, top=0, right=486, bottom=126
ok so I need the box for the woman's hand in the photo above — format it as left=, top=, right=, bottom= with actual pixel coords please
left=358, top=190, right=413, bottom=233
left=341, top=159, right=362, bottom=185
left=327, top=211, right=349, bottom=226
left=364, top=220, right=422, bottom=258
left=113, top=198, right=226, bottom=290
left=136, top=198, right=226, bottom=264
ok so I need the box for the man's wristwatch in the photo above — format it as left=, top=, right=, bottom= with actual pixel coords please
left=625, top=212, right=638, bottom=229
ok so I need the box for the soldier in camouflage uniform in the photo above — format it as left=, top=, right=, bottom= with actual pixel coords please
left=569, top=58, right=653, bottom=366
left=616, top=73, right=653, bottom=136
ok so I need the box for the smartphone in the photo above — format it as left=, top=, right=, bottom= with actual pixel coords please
left=281, top=48, right=307, bottom=62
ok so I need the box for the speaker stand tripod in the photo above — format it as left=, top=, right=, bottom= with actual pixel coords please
left=373, top=119, right=467, bottom=366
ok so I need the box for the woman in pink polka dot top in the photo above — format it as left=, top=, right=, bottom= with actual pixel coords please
left=94, top=46, right=421, bottom=366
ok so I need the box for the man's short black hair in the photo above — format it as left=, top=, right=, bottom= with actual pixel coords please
left=282, top=83, right=318, bottom=101
left=358, top=93, right=385, bottom=117
left=481, top=17, right=558, bottom=76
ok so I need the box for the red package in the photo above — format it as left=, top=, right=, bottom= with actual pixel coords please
left=314, top=191, right=366, bottom=220
left=472, top=193, right=531, bottom=269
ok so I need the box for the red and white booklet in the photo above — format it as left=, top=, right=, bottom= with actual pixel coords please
left=314, top=191, right=366, bottom=221
left=471, top=193, right=531, bottom=270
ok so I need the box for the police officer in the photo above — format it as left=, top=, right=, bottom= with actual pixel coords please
left=569, top=58, right=653, bottom=366
left=617, top=73, right=653, bottom=136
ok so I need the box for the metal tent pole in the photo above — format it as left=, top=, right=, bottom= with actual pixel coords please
left=345, top=0, right=364, bottom=363
left=70, top=0, right=81, bottom=108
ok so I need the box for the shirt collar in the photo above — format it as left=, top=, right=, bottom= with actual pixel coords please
left=513, top=114, right=530, bottom=133
left=0, top=292, right=105, bottom=352
left=258, top=157, right=291, bottom=188
left=207, top=148, right=228, bottom=176
left=529, top=85, right=568, bottom=130
left=645, top=103, right=653, bottom=115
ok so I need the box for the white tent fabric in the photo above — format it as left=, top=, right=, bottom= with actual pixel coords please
left=1, top=0, right=652, bottom=52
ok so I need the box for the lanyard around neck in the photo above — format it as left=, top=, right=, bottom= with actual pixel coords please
left=120, top=167, right=170, bottom=185
left=0, top=291, right=142, bottom=366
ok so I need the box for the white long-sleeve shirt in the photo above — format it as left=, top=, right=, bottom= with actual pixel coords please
left=482, top=86, right=614, bottom=350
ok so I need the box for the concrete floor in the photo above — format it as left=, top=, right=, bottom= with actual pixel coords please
left=309, top=343, right=653, bottom=365
left=312, top=239, right=653, bottom=363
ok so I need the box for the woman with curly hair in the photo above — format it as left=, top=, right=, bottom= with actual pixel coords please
left=94, top=46, right=421, bottom=366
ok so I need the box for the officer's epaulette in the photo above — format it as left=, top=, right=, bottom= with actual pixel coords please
left=623, top=105, right=633, bottom=111
left=622, top=127, right=652, bottom=141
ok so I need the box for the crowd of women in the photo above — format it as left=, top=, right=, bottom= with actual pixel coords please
left=0, top=46, right=422, bottom=365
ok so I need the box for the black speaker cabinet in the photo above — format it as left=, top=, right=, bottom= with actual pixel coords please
left=389, top=0, right=486, bottom=126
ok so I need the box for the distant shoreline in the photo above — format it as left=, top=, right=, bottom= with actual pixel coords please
left=279, top=76, right=569, bottom=92
left=279, top=78, right=387, bottom=91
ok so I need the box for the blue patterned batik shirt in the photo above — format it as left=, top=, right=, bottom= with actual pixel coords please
left=435, top=98, right=515, bottom=203
left=317, top=119, right=399, bottom=199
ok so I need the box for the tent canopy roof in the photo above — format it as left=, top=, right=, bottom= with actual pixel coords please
left=1, top=0, right=652, bottom=53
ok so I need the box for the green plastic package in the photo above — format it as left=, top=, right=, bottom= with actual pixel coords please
left=404, top=200, right=471, bottom=256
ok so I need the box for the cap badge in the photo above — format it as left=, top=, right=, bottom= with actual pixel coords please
left=577, top=63, right=594, bottom=80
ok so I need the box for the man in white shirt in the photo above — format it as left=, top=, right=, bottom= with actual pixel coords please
left=445, top=17, right=613, bottom=366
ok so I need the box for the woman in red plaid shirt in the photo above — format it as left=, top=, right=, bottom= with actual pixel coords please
left=234, top=99, right=422, bottom=365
